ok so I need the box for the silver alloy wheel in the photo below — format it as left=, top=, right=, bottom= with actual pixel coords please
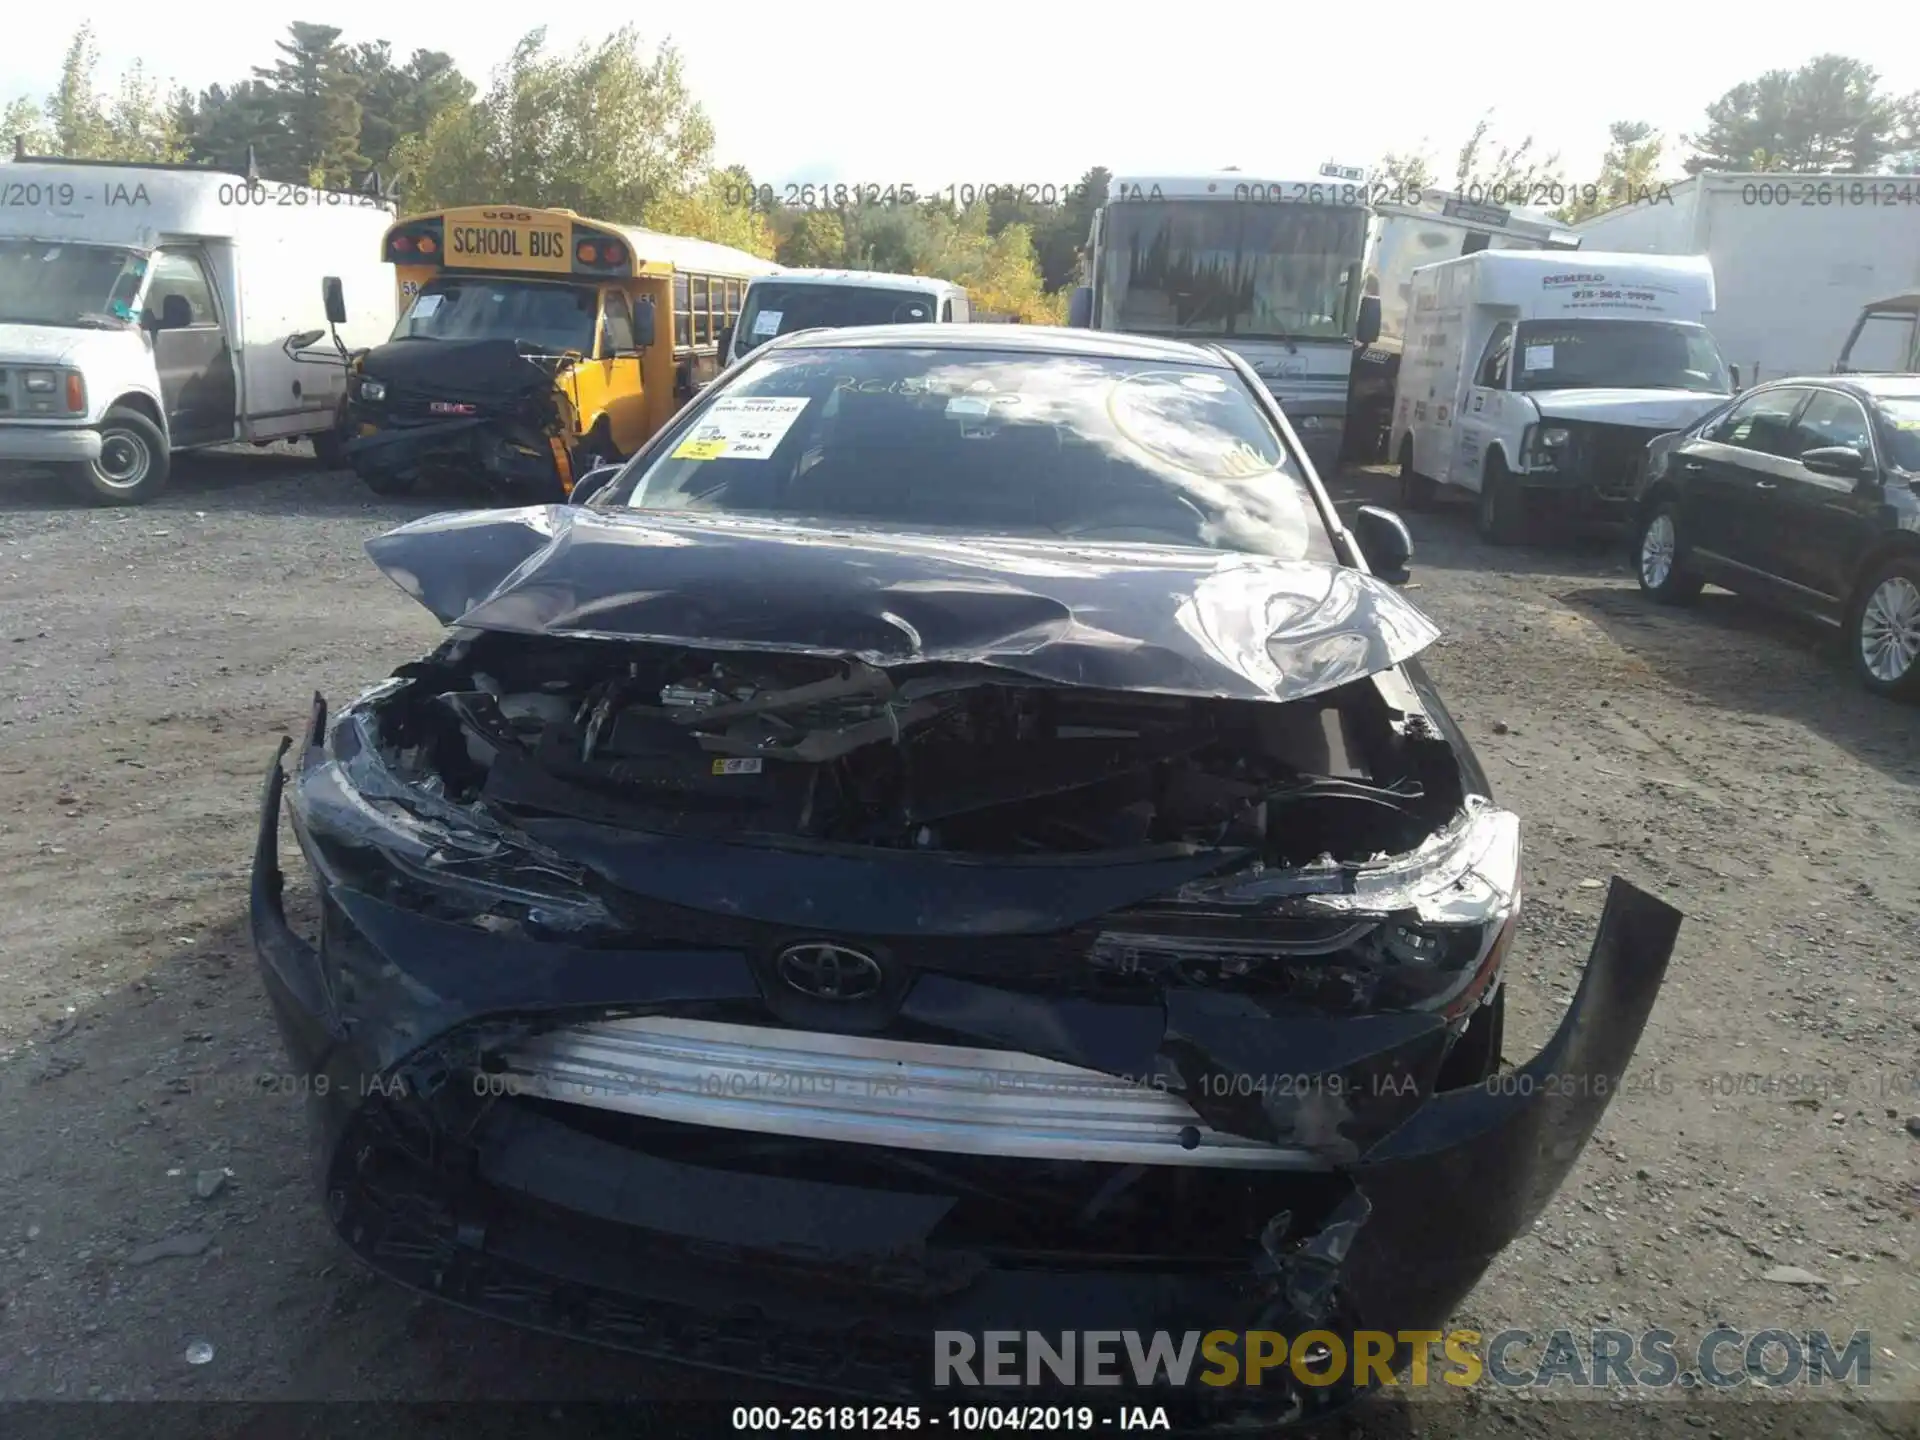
left=94, top=428, right=153, bottom=490
left=1640, top=513, right=1676, bottom=588
left=1858, top=575, right=1920, bottom=683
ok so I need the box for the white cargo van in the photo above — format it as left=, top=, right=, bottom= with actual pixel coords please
left=726, top=270, right=968, bottom=365
left=0, top=158, right=395, bottom=504
left=1392, top=250, right=1733, bottom=542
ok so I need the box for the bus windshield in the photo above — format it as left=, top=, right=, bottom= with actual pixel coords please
left=0, top=240, right=147, bottom=329
left=1512, top=320, right=1730, bottom=394
left=1095, top=201, right=1367, bottom=342
left=735, top=282, right=938, bottom=357
left=391, top=278, right=597, bottom=355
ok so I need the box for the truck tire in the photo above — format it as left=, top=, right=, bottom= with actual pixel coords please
left=62, top=406, right=170, bottom=506
left=571, top=418, right=622, bottom=477
left=311, top=428, right=347, bottom=469
left=1397, top=439, right=1437, bottom=510
left=358, top=465, right=419, bottom=497
left=1475, top=453, right=1526, bottom=545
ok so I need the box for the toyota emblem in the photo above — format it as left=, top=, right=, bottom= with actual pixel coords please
left=775, top=942, right=885, bottom=1001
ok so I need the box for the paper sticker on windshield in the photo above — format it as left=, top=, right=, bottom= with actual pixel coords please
left=711, top=758, right=763, bottom=775
left=751, top=309, right=783, bottom=336
left=1523, top=344, right=1555, bottom=371
left=411, top=293, right=444, bottom=318
left=668, top=395, right=810, bottom=462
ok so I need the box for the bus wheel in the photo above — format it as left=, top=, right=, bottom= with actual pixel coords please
left=63, top=406, right=170, bottom=506
left=358, top=465, right=419, bottom=497
left=311, top=428, right=347, bottom=469
left=571, top=420, right=621, bottom=477
left=1397, top=439, right=1437, bottom=510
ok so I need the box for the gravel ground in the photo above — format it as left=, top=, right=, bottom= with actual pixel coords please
left=1, top=450, right=1916, bottom=1438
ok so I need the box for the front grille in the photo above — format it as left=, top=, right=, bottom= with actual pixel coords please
left=1580, top=425, right=1666, bottom=499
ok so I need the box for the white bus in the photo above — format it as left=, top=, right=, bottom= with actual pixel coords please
left=1069, top=170, right=1378, bottom=477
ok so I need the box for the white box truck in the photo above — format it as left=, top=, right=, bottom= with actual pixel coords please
left=1569, top=173, right=1920, bottom=387
left=1392, top=250, right=1733, bottom=542
left=0, top=157, right=395, bottom=504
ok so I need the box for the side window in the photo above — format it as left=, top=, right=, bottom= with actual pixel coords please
left=691, top=276, right=710, bottom=346
left=1708, top=387, right=1808, bottom=454
left=1790, top=391, right=1873, bottom=458
left=600, top=290, right=636, bottom=355
left=1474, top=323, right=1513, bottom=389
left=146, top=249, right=217, bottom=327
left=674, top=274, right=692, bottom=349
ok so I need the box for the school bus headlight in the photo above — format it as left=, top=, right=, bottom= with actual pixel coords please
left=360, top=380, right=387, bottom=402
left=1537, top=426, right=1571, bottom=448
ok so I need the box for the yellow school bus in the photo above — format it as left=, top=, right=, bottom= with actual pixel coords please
left=348, top=204, right=777, bottom=497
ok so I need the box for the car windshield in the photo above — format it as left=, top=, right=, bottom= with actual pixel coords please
left=390, top=278, right=596, bottom=354
left=735, top=282, right=938, bottom=357
left=0, top=240, right=147, bottom=328
left=1096, top=201, right=1367, bottom=341
left=1512, top=320, right=1729, bottom=393
left=1880, top=396, right=1920, bottom=470
left=605, top=345, right=1333, bottom=561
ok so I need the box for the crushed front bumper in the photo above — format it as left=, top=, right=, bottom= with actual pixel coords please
left=249, top=727, right=1680, bottom=1425
left=345, top=411, right=569, bottom=497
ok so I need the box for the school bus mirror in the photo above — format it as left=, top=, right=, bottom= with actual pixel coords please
left=323, top=277, right=347, bottom=327
left=633, top=297, right=657, bottom=350
left=718, top=320, right=735, bottom=355
left=1067, top=286, right=1093, bottom=328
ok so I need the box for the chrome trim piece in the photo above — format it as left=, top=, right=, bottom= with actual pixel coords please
left=494, top=1016, right=1319, bottom=1169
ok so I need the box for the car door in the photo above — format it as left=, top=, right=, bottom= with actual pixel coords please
left=1764, top=388, right=1883, bottom=604
left=1670, top=385, right=1812, bottom=574
left=143, top=248, right=236, bottom=446
left=1457, top=321, right=1513, bottom=491
left=595, top=288, right=649, bottom=454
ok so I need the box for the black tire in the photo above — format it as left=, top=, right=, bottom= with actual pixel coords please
left=1474, top=452, right=1526, bottom=545
left=571, top=418, right=621, bottom=477
left=1846, top=553, right=1920, bottom=702
left=1397, top=439, right=1437, bottom=510
left=310, top=428, right=347, bottom=469
left=61, top=406, right=170, bottom=506
left=1633, top=498, right=1704, bottom=604
left=358, top=465, right=419, bottom=497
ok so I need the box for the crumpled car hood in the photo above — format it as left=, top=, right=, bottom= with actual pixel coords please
left=359, top=336, right=553, bottom=400
left=365, top=505, right=1441, bottom=704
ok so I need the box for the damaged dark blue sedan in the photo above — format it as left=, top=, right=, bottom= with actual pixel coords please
left=249, top=325, right=1681, bottom=1427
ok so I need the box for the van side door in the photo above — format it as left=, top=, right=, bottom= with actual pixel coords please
left=1457, top=320, right=1513, bottom=492
left=143, top=248, right=237, bottom=447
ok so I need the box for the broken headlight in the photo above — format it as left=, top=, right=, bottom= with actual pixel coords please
left=291, top=701, right=613, bottom=933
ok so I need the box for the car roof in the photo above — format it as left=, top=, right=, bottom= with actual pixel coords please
left=762, top=322, right=1238, bottom=367
left=1748, top=374, right=1920, bottom=404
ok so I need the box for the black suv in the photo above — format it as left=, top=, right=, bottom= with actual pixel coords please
left=1630, top=375, right=1920, bottom=700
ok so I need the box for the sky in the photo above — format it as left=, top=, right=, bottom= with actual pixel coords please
left=6, top=2, right=1918, bottom=190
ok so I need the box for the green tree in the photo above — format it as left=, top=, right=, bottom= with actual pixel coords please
left=1555, top=120, right=1666, bottom=222
left=253, top=22, right=365, bottom=186
left=45, top=25, right=111, bottom=157
left=1451, top=111, right=1560, bottom=194
left=393, top=26, right=713, bottom=217
left=646, top=166, right=776, bottom=257
left=775, top=209, right=848, bottom=267
left=105, top=62, right=190, bottom=163
left=350, top=42, right=472, bottom=172
left=181, top=81, right=288, bottom=172
left=1686, top=55, right=1904, bottom=173
left=1371, top=149, right=1436, bottom=193
left=4, top=96, right=51, bottom=156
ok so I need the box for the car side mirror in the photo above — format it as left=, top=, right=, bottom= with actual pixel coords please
left=322, top=276, right=347, bottom=327
left=570, top=463, right=623, bottom=505
left=1799, top=445, right=1870, bottom=481
left=631, top=298, right=656, bottom=351
left=1356, top=295, right=1382, bottom=346
left=1351, top=504, right=1412, bottom=583
left=1067, top=286, right=1093, bottom=328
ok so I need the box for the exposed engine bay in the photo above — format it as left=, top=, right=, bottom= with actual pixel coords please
left=364, top=630, right=1469, bottom=865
